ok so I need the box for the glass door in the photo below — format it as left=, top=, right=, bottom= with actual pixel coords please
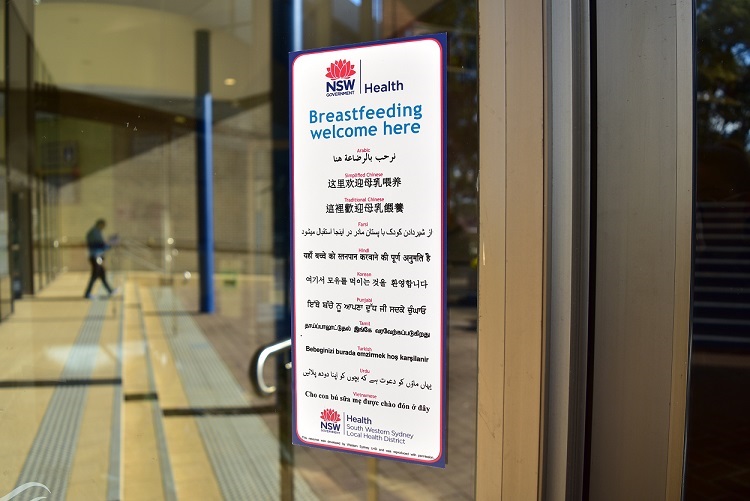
left=0, top=1, right=479, bottom=499
left=685, top=1, right=750, bottom=498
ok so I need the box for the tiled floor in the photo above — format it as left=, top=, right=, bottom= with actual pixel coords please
left=0, top=274, right=122, bottom=500
left=4, top=271, right=748, bottom=499
left=0, top=272, right=477, bottom=500
left=178, top=277, right=478, bottom=500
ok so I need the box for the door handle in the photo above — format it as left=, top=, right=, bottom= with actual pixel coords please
left=249, top=338, right=291, bottom=396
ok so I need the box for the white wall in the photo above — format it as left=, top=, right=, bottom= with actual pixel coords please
left=35, top=3, right=268, bottom=100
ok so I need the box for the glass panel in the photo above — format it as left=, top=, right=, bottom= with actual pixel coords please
left=687, top=0, right=750, bottom=498
left=0, top=1, right=478, bottom=500
left=0, top=2, right=8, bottom=318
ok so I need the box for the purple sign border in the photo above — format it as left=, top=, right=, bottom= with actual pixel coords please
left=289, top=33, right=448, bottom=468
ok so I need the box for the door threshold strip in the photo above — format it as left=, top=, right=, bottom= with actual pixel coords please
left=124, top=392, right=159, bottom=402
left=162, top=405, right=276, bottom=417
left=0, top=378, right=122, bottom=389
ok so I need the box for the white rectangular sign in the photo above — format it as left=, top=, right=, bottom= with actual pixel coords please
left=291, top=34, right=447, bottom=467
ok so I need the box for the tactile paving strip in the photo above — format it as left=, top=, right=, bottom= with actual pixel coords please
left=151, top=288, right=318, bottom=500
left=15, top=301, right=110, bottom=499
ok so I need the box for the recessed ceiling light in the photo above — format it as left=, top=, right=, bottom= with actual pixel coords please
left=224, top=78, right=237, bottom=86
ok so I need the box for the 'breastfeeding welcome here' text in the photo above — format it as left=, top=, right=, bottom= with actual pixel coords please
left=308, top=102, right=424, bottom=140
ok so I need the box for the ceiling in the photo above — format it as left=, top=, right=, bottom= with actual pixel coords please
left=39, top=0, right=253, bottom=30
left=37, top=0, right=445, bottom=33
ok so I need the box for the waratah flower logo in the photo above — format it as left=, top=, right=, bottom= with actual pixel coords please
left=320, top=408, right=341, bottom=422
left=325, top=60, right=356, bottom=80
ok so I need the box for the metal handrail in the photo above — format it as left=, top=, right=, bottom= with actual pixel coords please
left=249, top=338, right=291, bottom=396
left=117, top=239, right=167, bottom=272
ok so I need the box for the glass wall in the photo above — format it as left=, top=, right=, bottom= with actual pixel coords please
left=33, top=57, right=62, bottom=292
left=686, top=0, right=750, bottom=498
left=0, top=3, right=8, bottom=319
left=0, top=1, right=478, bottom=500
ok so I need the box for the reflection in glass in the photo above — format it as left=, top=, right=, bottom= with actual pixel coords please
left=687, top=0, right=750, bottom=498
left=0, top=1, right=477, bottom=499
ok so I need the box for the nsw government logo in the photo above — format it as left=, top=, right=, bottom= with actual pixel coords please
left=320, top=408, right=342, bottom=433
left=325, top=60, right=356, bottom=97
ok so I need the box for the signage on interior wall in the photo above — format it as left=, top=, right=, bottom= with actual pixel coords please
left=290, top=34, right=447, bottom=467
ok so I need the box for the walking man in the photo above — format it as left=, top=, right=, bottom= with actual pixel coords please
left=83, top=218, right=115, bottom=298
